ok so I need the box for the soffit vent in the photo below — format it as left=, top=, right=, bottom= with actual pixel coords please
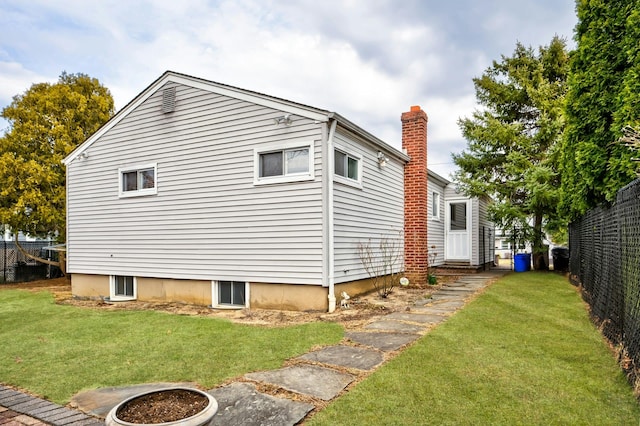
left=162, top=87, right=176, bottom=113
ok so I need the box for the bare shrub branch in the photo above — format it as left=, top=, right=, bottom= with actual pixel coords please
left=357, top=230, right=404, bottom=298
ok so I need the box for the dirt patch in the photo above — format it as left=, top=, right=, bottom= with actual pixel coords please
left=115, top=389, right=209, bottom=424
left=1, top=276, right=460, bottom=330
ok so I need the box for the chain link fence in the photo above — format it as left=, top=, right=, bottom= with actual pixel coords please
left=569, top=177, right=640, bottom=388
left=0, top=241, right=61, bottom=284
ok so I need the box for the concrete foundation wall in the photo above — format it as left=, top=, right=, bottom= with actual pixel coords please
left=70, top=273, right=383, bottom=311
left=335, top=277, right=380, bottom=300
left=250, top=282, right=328, bottom=311
left=137, top=277, right=211, bottom=305
left=71, top=274, right=110, bottom=300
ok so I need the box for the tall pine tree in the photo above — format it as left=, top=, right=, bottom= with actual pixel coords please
left=453, top=37, right=569, bottom=269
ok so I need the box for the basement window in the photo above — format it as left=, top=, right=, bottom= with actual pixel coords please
left=110, top=275, right=136, bottom=301
left=213, top=281, right=248, bottom=309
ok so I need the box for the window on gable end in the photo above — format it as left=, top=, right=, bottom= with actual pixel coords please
left=119, top=163, right=157, bottom=197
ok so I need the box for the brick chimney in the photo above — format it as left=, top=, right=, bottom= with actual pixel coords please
left=402, top=106, right=428, bottom=284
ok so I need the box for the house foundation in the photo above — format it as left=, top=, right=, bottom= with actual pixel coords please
left=70, top=274, right=383, bottom=312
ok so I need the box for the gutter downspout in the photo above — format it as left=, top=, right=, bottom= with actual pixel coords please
left=324, top=118, right=338, bottom=312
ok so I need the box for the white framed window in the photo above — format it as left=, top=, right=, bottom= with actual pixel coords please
left=119, top=163, right=157, bottom=197
left=254, top=142, right=314, bottom=185
left=333, top=146, right=362, bottom=187
left=212, top=281, right=249, bottom=309
left=110, top=275, right=137, bottom=301
left=432, top=191, right=441, bottom=220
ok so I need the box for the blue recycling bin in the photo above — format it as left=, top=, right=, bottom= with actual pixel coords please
left=514, top=253, right=531, bottom=272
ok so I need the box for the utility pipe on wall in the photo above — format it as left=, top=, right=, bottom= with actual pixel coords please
left=326, top=118, right=338, bottom=313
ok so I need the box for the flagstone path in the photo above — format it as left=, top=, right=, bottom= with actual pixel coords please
left=1, top=270, right=507, bottom=426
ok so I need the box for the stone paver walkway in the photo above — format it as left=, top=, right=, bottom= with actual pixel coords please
left=0, top=387, right=102, bottom=426
left=1, top=270, right=506, bottom=426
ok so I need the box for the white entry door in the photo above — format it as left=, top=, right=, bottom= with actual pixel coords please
left=445, top=200, right=470, bottom=260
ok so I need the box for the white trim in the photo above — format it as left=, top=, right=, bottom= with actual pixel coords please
left=62, top=72, right=410, bottom=167
left=253, top=141, right=314, bottom=185
left=118, top=163, right=158, bottom=198
left=63, top=72, right=331, bottom=165
left=325, top=119, right=338, bottom=313
left=109, top=275, right=137, bottom=301
left=163, top=75, right=330, bottom=122
left=211, top=280, right=249, bottom=309
left=333, top=144, right=363, bottom=189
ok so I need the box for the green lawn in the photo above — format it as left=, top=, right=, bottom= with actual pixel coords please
left=0, top=289, right=343, bottom=404
left=308, top=272, right=640, bottom=425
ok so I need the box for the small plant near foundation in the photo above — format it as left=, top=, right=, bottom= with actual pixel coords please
left=427, top=245, right=438, bottom=285
left=357, top=231, right=404, bottom=298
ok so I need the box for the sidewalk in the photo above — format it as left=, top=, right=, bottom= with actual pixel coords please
left=0, top=387, right=102, bottom=426
left=1, top=270, right=506, bottom=426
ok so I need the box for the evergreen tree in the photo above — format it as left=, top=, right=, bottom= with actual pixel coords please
left=453, top=37, right=569, bottom=269
left=560, top=0, right=640, bottom=219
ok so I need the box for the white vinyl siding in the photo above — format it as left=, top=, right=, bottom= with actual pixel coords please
left=66, top=82, right=324, bottom=285
left=470, top=198, right=480, bottom=266
left=427, top=177, right=446, bottom=266
left=332, top=129, right=405, bottom=283
left=472, top=196, right=494, bottom=266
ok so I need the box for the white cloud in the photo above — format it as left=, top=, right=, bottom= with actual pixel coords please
left=0, top=62, right=54, bottom=133
left=0, top=62, right=51, bottom=102
left=0, top=0, right=577, bottom=179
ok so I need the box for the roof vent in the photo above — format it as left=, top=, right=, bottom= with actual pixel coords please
left=162, top=87, right=176, bottom=113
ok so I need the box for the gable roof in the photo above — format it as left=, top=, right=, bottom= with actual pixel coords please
left=63, top=71, right=409, bottom=165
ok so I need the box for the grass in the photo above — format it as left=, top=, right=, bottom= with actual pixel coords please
left=0, top=289, right=343, bottom=404
left=308, top=272, right=640, bottom=425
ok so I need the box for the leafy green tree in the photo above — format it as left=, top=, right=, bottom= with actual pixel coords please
left=453, top=37, right=569, bottom=269
left=0, top=72, right=114, bottom=267
left=560, top=0, right=640, bottom=219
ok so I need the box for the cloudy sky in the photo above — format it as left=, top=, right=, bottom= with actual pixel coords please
left=0, top=0, right=577, bottom=178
